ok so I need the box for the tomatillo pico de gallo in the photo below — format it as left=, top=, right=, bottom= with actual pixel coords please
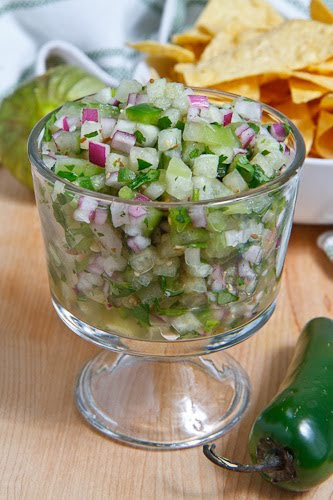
left=204, top=317, right=333, bottom=492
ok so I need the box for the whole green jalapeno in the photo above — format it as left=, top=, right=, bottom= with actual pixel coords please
left=203, top=317, right=333, bottom=492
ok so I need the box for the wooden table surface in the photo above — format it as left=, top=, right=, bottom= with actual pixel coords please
left=1, top=168, right=333, bottom=500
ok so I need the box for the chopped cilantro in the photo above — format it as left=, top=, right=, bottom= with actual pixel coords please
left=175, top=120, right=185, bottom=131
left=248, top=122, right=260, bottom=133
left=249, top=165, right=271, bottom=188
left=158, top=116, right=172, bottom=130
left=134, top=130, right=146, bottom=144
left=110, top=282, right=135, bottom=297
left=159, top=276, right=184, bottom=297
left=169, top=207, right=191, bottom=232
left=216, top=290, right=238, bottom=305
left=236, top=161, right=254, bottom=184
left=261, top=150, right=270, bottom=156
left=129, top=169, right=160, bottom=190
left=125, top=303, right=151, bottom=326
left=43, top=112, right=57, bottom=141
left=137, top=159, right=152, bottom=170
left=84, top=131, right=98, bottom=138
left=205, top=146, right=214, bottom=154
left=118, top=167, right=136, bottom=183
left=57, top=171, right=77, bottom=182
left=78, top=177, right=94, bottom=190
left=217, top=155, right=228, bottom=177
left=283, top=122, right=291, bottom=136
left=189, top=148, right=200, bottom=159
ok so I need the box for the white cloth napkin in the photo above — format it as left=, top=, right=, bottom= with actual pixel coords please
left=0, top=0, right=329, bottom=98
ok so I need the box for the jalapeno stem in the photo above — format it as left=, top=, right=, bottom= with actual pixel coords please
left=203, top=444, right=283, bottom=473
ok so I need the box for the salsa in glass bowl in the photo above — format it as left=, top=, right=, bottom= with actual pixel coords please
left=31, top=79, right=304, bottom=345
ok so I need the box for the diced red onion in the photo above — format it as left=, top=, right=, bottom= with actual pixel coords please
left=234, top=100, right=262, bottom=121
left=52, top=129, right=63, bottom=143
left=89, top=141, right=110, bottom=167
left=134, top=194, right=151, bottom=202
left=189, top=205, right=206, bottom=228
left=243, top=245, right=262, bottom=264
left=74, top=196, right=98, bottom=223
left=76, top=272, right=93, bottom=293
left=187, top=106, right=200, bottom=121
left=82, top=108, right=99, bottom=123
left=127, top=93, right=137, bottom=106
left=135, top=93, right=149, bottom=105
left=283, top=144, right=291, bottom=155
left=222, top=110, right=233, bottom=126
left=235, top=123, right=249, bottom=136
left=269, top=123, right=288, bottom=142
left=93, top=208, right=108, bottom=225
left=111, top=130, right=136, bottom=154
left=63, top=116, right=69, bottom=132
left=105, top=172, right=122, bottom=188
left=240, top=127, right=256, bottom=148
left=42, top=149, right=57, bottom=158
left=188, top=94, right=209, bottom=108
left=128, top=238, right=140, bottom=253
left=109, top=97, right=120, bottom=106
left=128, top=205, right=147, bottom=218
left=211, top=264, right=224, bottom=283
left=238, top=259, right=256, bottom=280
left=128, top=235, right=151, bottom=253
left=101, top=117, right=116, bottom=138
left=88, top=255, right=105, bottom=274
left=54, top=116, right=70, bottom=131
left=110, top=202, right=130, bottom=227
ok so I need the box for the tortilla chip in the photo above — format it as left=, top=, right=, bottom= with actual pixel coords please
left=196, top=0, right=283, bottom=36
left=172, top=29, right=211, bottom=46
left=276, top=101, right=315, bottom=155
left=308, top=99, right=321, bottom=120
left=128, top=41, right=195, bottom=63
left=289, top=77, right=328, bottom=104
left=260, top=79, right=291, bottom=104
left=306, top=57, right=333, bottom=74
left=314, top=110, right=333, bottom=158
left=147, top=57, right=180, bottom=80
left=213, top=77, right=260, bottom=100
left=320, top=92, right=333, bottom=111
left=200, top=31, right=235, bottom=61
left=176, top=20, right=333, bottom=87
left=235, top=28, right=267, bottom=45
left=310, top=0, right=333, bottom=24
left=292, top=71, right=333, bottom=91
left=201, top=28, right=267, bottom=62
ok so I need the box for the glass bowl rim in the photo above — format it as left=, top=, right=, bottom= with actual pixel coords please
left=28, top=87, right=306, bottom=208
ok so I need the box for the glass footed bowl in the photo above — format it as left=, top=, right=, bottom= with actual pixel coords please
left=28, top=89, right=305, bottom=449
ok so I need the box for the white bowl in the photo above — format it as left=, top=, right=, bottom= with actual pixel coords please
left=294, top=157, right=333, bottom=225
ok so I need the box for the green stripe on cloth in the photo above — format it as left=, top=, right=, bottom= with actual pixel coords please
left=0, top=0, right=66, bottom=16
left=86, top=48, right=138, bottom=61
left=284, top=0, right=309, bottom=15
left=141, top=0, right=164, bottom=14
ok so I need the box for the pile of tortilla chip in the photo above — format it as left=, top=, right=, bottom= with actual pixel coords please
left=129, top=0, right=333, bottom=158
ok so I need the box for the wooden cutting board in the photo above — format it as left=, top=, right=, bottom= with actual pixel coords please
left=0, top=168, right=332, bottom=499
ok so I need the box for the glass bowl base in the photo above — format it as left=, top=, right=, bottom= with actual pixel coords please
left=75, top=350, right=251, bottom=449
